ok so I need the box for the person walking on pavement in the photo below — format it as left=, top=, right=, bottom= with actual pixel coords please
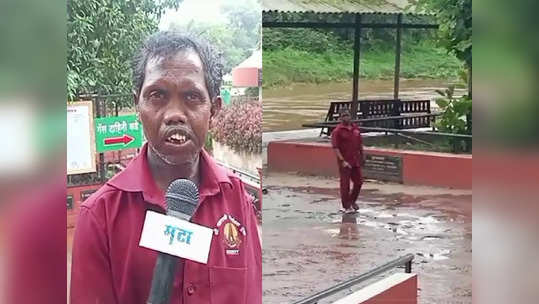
left=331, top=108, right=365, bottom=214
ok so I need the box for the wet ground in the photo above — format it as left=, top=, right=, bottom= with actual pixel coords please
left=262, top=173, right=471, bottom=304
left=263, top=79, right=466, bottom=132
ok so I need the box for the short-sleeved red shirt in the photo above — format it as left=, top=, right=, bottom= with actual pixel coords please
left=331, top=122, right=364, bottom=166
left=70, top=144, right=261, bottom=304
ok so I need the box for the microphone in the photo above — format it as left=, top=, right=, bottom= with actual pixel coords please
left=147, top=179, right=199, bottom=304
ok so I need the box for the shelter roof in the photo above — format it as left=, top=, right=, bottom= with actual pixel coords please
left=262, top=0, right=428, bottom=15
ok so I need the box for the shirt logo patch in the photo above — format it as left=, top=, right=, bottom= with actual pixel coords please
left=214, top=214, right=246, bottom=254
left=223, top=222, right=241, bottom=248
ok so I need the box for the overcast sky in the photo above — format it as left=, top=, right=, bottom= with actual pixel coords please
left=159, top=0, right=229, bottom=30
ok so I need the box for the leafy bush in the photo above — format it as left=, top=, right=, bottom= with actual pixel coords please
left=435, top=85, right=472, bottom=152
left=263, top=28, right=350, bottom=53
left=245, top=87, right=259, bottom=97
left=210, top=101, right=262, bottom=153
left=435, top=85, right=472, bottom=135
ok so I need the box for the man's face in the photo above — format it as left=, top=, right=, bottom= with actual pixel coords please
left=340, top=112, right=351, bottom=124
left=135, top=50, right=220, bottom=166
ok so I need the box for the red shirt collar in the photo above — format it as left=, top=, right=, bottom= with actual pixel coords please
left=336, top=122, right=358, bottom=130
left=107, top=143, right=233, bottom=210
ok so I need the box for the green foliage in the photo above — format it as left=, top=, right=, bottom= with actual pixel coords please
left=0, top=0, right=65, bottom=98
left=221, top=0, right=261, bottom=41
left=363, top=134, right=468, bottom=154
left=169, top=0, right=260, bottom=74
left=170, top=22, right=244, bottom=74
left=263, top=48, right=349, bottom=87
left=263, top=28, right=350, bottom=53
left=67, top=0, right=181, bottom=102
left=245, top=87, right=259, bottom=97
left=414, top=0, right=471, bottom=66
left=435, top=85, right=472, bottom=135
left=412, top=0, right=472, bottom=93
left=263, top=10, right=467, bottom=88
left=263, top=30, right=462, bottom=88
left=263, top=23, right=438, bottom=53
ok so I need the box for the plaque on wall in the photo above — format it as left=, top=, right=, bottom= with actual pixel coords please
left=67, top=195, right=73, bottom=210
left=363, top=153, right=403, bottom=183
left=81, top=190, right=96, bottom=202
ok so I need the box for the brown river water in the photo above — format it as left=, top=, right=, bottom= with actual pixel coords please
left=263, top=79, right=466, bottom=132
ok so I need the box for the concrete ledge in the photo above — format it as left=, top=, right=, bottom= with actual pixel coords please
left=332, top=273, right=417, bottom=304
left=267, top=140, right=471, bottom=189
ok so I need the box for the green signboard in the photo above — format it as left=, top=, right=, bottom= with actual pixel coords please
left=221, top=87, right=231, bottom=105
left=95, top=115, right=143, bottom=152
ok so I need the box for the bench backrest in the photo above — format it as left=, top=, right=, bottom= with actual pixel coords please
left=322, top=99, right=432, bottom=135
left=325, top=99, right=431, bottom=123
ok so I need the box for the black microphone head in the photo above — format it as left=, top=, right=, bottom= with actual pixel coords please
left=165, top=179, right=199, bottom=221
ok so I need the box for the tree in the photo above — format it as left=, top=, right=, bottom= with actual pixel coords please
left=412, top=0, right=472, bottom=97
left=171, top=22, right=244, bottom=73
left=67, top=0, right=181, bottom=104
left=168, top=0, right=260, bottom=74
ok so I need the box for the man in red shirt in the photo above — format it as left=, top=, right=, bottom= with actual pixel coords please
left=70, top=32, right=261, bottom=304
left=331, top=109, right=365, bottom=214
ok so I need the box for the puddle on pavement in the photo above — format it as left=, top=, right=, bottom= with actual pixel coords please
left=263, top=182, right=471, bottom=304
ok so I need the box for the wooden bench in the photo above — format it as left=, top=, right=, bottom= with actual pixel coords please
left=319, top=99, right=433, bottom=135
left=303, top=113, right=439, bottom=131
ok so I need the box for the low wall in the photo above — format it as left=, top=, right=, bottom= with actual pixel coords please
left=267, top=141, right=471, bottom=189
left=232, top=67, right=259, bottom=87
left=332, top=273, right=417, bottom=304
left=67, top=183, right=104, bottom=228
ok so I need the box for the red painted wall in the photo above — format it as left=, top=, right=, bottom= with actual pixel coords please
left=333, top=273, right=417, bottom=304
left=268, top=141, right=338, bottom=176
left=402, top=150, right=471, bottom=189
left=67, top=149, right=136, bottom=229
left=267, top=141, right=471, bottom=189
left=67, top=183, right=104, bottom=228
left=361, top=274, right=417, bottom=304
left=232, top=67, right=259, bottom=87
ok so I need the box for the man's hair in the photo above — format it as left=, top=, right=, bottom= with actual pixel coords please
left=132, top=31, right=223, bottom=101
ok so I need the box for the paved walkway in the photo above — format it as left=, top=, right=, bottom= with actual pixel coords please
left=262, top=172, right=471, bottom=304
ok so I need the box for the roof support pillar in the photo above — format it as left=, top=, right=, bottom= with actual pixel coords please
left=393, top=13, right=403, bottom=101
left=351, top=13, right=361, bottom=120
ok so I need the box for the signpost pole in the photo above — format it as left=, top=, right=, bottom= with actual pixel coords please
left=95, top=96, right=106, bottom=181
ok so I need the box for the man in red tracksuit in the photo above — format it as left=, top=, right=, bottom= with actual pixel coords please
left=331, top=109, right=365, bottom=213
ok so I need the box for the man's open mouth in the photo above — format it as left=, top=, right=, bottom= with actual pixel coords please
left=165, top=130, right=190, bottom=145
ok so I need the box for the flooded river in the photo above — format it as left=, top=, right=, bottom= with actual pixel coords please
left=263, top=79, right=466, bottom=132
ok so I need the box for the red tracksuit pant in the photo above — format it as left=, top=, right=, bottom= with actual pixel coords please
left=338, top=165, right=363, bottom=209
